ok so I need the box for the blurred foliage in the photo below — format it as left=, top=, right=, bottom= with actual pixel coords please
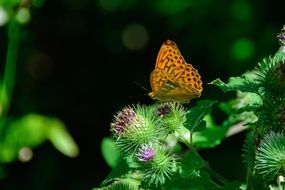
left=0, top=0, right=79, bottom=184
left=0, top=114, right=79, bottom=163
left=0, top=0, right=283, bottom=189
left=101, top=137, right=121, bottom=168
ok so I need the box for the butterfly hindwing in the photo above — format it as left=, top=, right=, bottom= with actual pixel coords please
left=149, top=40, right=203, bottom=104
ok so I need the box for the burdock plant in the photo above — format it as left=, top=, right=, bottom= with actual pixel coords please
left=97, top=25, right=285, bottom=190
left=212, top=25, right=285, bottom=190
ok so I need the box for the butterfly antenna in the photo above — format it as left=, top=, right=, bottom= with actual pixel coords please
left=133, top=81, right=150, bottom=94
left=127, top=81, right=150, bottom=101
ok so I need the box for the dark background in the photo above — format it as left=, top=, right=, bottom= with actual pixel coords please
left=1, top=0, right=284, bottom=189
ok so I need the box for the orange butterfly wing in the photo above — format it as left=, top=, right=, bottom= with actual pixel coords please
left=149, top=40, right=202, bottom=103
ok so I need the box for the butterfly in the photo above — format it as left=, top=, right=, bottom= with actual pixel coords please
left=148, top=40, right=203, bottom=103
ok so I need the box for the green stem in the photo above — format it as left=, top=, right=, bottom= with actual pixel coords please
left=0, top=19, right=20, bottom=137
left=246, top=169, right=253, bottom=190
left=177, top=126, right=193, bottom=148
left=203, top=161, right=229, bottom=185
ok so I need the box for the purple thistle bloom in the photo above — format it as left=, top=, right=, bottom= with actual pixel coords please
left=117, top=108, right=136, bottom=123
left=111, top=107, right=136, bottom=135
left=111, top=122, right=125, bottom=135
left=137, top=145, right=155, bottom=162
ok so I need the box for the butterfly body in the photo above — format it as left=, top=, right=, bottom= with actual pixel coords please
left=149, top=40, right=202, bottom=104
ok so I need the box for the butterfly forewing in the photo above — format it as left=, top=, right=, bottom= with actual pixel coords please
left=149, top=40, right=203, bottom=103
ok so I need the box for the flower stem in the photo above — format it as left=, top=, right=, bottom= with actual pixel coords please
left=0, top=19, right=20, bottom=138
left=203, top=161, right=229, bottom=185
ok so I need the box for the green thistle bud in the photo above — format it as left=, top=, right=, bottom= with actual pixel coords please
left=255, top=132, right=285, bottom=181
left=154, top=102, right=187, bottom=134
left=254, top=56, right=285, bottom=97
left=137, top=145, right=179, bottom=186
left=242, top=131, right=259, bottom=173
left=111, top=105, right=163, bottom=155
left=258, top=96, right=285, bottom=132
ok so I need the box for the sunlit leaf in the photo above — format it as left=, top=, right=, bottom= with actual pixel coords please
left=0, top=114, right=48, bottom=163
left=0, top=114, right=79, bottom=163
left=101, top=137, right=121, bottom=168
left=4, top=114, right=48, bottom=147
left=218, top=92, right=262, bottom=116
left=210, top=73, right=257, bottom=93
left=193, top=115, right=230, bottom=148
left=0, top=0, right=21, bottom=9
left=47, top=118, right=79, bottom=158
left=0, top=144, right=17, bottom=163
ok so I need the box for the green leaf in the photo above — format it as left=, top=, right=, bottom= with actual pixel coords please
left=0, top=0, right=20, bottom=10
left=186, top=100, right=217, bottom=132
left=0, top=114, right=79, bottom=163
left=210, top=74, right=257, bottom=93
left=164, top=152, right=220, bottom=190
left=0, top=114, right=50, bottom=163
left=101, top=159, right=131, bottom=187
left=4, top=114, right=48, bottom=147
left=47, top=118, right=79, bottom=158
left=180, top=151, right=204, bottom=179
left=101, top=137, right=121, bottom=168
left=218, top=92, right=262, bottom=115
left=0, top=144, right=18, bottom=163
left=192, top=110, right=253, bottom=149
left=192, top=115, right=230, bottom=148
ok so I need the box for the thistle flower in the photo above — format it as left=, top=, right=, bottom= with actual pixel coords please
left=136, top=144, right=179, bottom=186
left=258, top=96, right=285, bottom=132
left=255, top=132, right=285, bottom=181
left=242, top=131, right=259, bottom=173
left=136, top=144, right=155, bottom=162
left=110, top=107, right=136, bottom=135
left=154, top=102, right=187, bottom=134
left=111, top=105, right=163, bottom=155
left=253, top=56, right=285, bottom=97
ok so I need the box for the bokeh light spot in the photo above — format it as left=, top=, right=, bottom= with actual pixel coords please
left=18, top=147, right=33, bottom=162
left=230, top=1, right=252, bottom=21
left=122, top=23, right=149, bottom=51
left=16, top=8, right=31, bottom=24
left=0, top=6, right=8, bottom=26
left=231, top=38, right=255, bottom=61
